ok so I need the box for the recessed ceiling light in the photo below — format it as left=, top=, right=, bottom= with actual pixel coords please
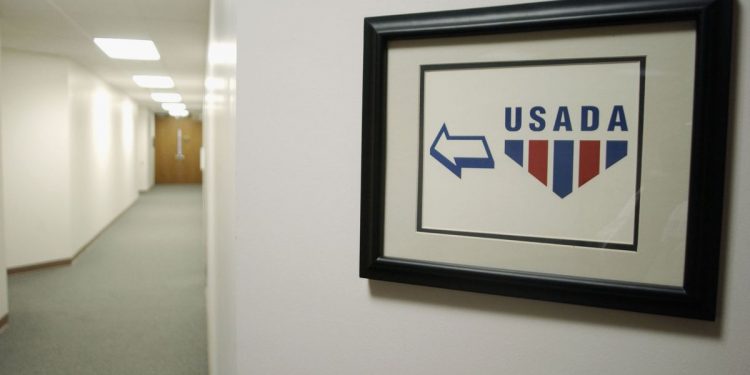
left=94, top=38, right=160, bottom=60
left=169, top=109, right=189, bottom=118
left=162, top=103, right=186, bottom=111
left=151, top=93, right=182, bottom=103
left=133, top=75, right=174, bottom=89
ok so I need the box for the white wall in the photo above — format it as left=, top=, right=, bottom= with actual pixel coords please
left=136, top=106, right=155, bottom=192
left=68, top=62, right=141, bottom=252
left=0, top=26, right=9, bottom=322
left=1, top=49, right=150, bottom=268
left=206, top=0, right=750, bottom=374
left=204, top=0, right=237, bottom=372
left=1, top=50, right=71, bottom=268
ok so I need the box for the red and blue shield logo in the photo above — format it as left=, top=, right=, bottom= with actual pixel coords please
left=504, top=139, right=627, bottom=198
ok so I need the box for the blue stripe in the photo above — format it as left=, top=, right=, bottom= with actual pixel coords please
left=553, top=140, right=573, bottom=198
left=504, top=140, right=523, bottom=167
left=606, top=141, right=628, bottom=168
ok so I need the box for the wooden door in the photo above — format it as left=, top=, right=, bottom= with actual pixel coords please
left=155, top=116, right=203, bottom=184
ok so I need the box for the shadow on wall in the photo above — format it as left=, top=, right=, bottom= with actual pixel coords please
left=368, top=280, right=722, bottom=338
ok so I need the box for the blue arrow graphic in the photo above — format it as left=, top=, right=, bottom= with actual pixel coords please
left=429, top=123, right=494, bottom=178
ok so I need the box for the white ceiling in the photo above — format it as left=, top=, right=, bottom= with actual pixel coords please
left=0, top=0, right=209, bottom=114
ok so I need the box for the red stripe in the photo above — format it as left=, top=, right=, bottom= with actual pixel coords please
left=528, top=140, right=548, bottom=185
left=579, top=140, right=600, bottom=187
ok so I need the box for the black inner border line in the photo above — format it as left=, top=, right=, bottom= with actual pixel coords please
left=416, top=56, right=646, bottom=251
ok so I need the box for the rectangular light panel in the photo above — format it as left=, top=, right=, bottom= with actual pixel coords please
left=133, top=75, right=174, bottom=89
left=151, top=93, right=182, bottom=103
left=94, top=38, right=160, bottom=60
left=169, top=109, right=189, bottom=118
left=162, top=103, right=186, bottom=111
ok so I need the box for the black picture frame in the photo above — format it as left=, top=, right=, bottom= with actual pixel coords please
left=360, top=0, right=732, bottom=320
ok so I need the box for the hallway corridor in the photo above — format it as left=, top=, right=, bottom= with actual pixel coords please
left=0, top=185, right=207, bottom=374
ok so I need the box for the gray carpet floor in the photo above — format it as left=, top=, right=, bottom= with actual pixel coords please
left=0, top=185, right=207, bottom=375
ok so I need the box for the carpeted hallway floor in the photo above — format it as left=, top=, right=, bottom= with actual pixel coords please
left=0, top=185, right=207, bottom=375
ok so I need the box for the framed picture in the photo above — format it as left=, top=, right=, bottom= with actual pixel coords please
left=360, top=0, right=733, bottom=320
